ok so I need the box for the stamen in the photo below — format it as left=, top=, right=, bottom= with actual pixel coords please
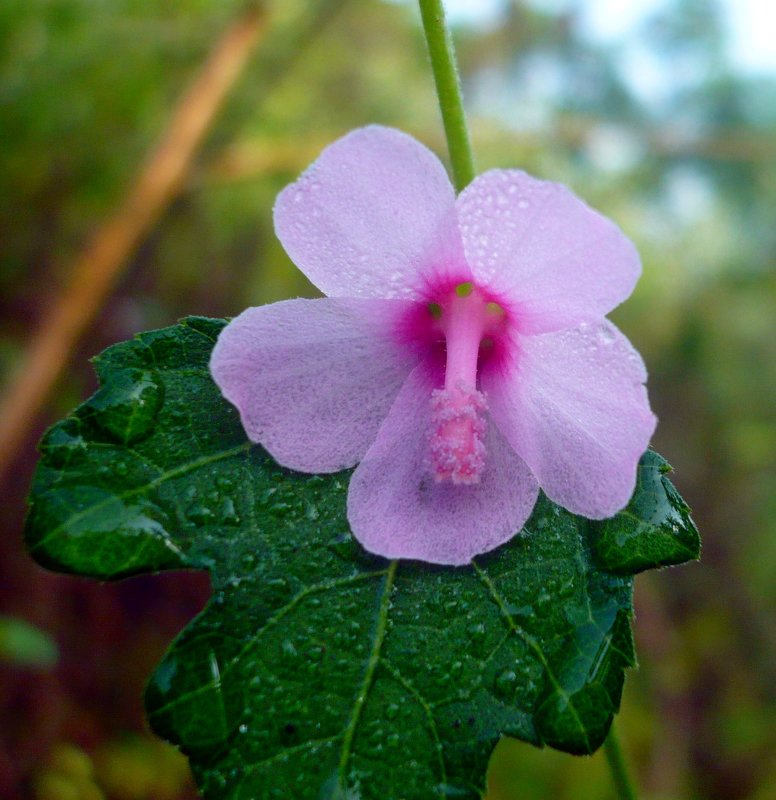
left=427, top=302, right=442, bottom=319
left=423, top=281, right=508, bottom=484
left=429, top=384, right=487, bottom=484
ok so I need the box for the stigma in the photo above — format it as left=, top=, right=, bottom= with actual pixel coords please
left=426, top=282, right=507, bottom=485
left=430, top=383, right=487, bottom=484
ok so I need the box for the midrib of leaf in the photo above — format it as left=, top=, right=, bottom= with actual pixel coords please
left=337, top=559, right=398, bottom=786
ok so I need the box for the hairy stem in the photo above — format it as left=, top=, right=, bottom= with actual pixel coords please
left=604, top=726, right=638, bottom=800
left=418, top=0, right=476, bottom=191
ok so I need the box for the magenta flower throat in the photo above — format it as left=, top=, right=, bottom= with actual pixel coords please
left=210, top=126, right=656, bottom=565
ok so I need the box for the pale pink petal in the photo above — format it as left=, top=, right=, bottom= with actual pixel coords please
left=210, top=298, right=418, bottom=473
left=457, top=170, right=641, bottom=333
left=483, top=321, right=656, bottom=519
left=274, top=126, right=467, bottom=300
left=347, top=362, right=539, bottom=565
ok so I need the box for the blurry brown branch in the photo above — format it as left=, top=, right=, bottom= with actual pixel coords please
left=198, top=138, right=333, bottom=184
left=0, top=6, right=267, bottom=485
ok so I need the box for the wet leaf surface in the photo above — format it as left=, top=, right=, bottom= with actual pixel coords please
left=591, top=450, right=701, bottom=574
left=25, top=317, right=699, bottom=799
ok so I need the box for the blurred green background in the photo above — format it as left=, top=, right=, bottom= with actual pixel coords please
left=1, top=0, right=775, bottom=798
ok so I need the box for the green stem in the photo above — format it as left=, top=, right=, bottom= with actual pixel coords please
left=604, top=727, right=638, bottom=800
left=418, top=0, right=476, bottom=192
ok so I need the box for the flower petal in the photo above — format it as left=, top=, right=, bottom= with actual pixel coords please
left=484, top=321, right=656, bottom=519
left=274, top=126, right=465, bottom=299
left=347, top=361, right=539, bottom=565
left=210, top=297, right=418, bottom=472
left=458, top=170, right=641, bottom=333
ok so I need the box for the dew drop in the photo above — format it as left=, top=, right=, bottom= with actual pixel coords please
left=186, top=503, right=215, bottom=525
left=216, top=475, right=235, bottom=491
left=436, top=671, right=452, bottom=688
left=43, top=423, right=88, bottom=468
left=59, top=488, right=182, bottom=567
left=281, top=639, right=298, bottom=659
left=598, top=325, right=616, bottom=345
left=86, top=369, right=164, bottom=445
left=494, top=669, right=518, bottom=698
left=167, top=404, right=188, bottom=423
left=506, top=604, right=534, bottom=620
left=266, top=577, right=292, bottom=604
left=220, top=497, right=240, bottom=526
left=327, top=531, right=362, bottom=563
left=437, top=782, right=473, bottom=797
left=468, top=622, right=486, bottom=641
left=308, top=645, right=325, bottom=662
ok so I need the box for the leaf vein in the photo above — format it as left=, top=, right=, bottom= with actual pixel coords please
left=471, top=561, right=592, bottom=752
left=31, top=443, right=252, bottom=553
left=380, top=658, right=447, bottom=795
left=336, top=560, right=398, bottom=787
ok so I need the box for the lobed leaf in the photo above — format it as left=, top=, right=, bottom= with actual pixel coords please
left=25, top=317, right=699, bottom=799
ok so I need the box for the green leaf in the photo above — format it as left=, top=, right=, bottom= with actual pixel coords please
left=590, top=451, right=701, bottom=574
left=25, top=317, right=699, bottom=799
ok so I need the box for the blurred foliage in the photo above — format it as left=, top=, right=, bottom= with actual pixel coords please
left=1, top=0, right=775, bottom=798
left=32, top=738, right=192, bottom=800
left=0, top=616, right=58, bottom=668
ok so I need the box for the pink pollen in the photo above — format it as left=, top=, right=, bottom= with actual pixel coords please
left=429, top=384, right=488, bottom=484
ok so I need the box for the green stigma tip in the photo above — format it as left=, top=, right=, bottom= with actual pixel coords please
left=428, top=302, right=443, bottom=319
left=455, top=282, right=474, bottom=297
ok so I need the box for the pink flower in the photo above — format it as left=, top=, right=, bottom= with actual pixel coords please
left=210, top=126, right=656, bottom=566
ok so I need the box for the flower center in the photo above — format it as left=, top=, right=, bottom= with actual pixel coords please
left=427, top=282, right=506, bottom=485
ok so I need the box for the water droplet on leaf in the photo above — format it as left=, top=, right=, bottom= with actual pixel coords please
left=85, top=369, right=163, bottom=444
left=187, top=503, right=215, bottom=525
left=220, top=497, right=240, bottom=526
left=494, top=669, right=518, bottom=698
